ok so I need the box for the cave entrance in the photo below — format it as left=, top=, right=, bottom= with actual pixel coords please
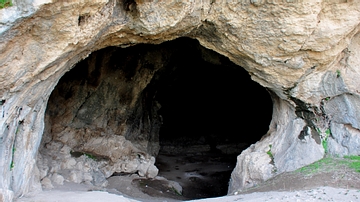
left=151, top=38, right=273, bottom=199
left=40, top=37, right=272, bottom=201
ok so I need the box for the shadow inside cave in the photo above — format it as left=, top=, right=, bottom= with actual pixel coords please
left=41, top=37, right=273, bottom=201
left=150, top=38, right=273, bottom=200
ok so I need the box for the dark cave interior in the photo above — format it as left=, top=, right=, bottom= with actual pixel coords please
left=155, top=39, right=273, bottom=153
left=44, top=37, right=273, bottom=200
left=150, top=38, right=273, bottom=199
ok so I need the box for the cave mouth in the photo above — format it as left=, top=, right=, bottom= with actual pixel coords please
left=151, top=38, right=273, bottom=199
left=40, top=37, right=273, bottom=200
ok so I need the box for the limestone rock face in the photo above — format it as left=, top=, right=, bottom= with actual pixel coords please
left=39, top=44, right=166, bottom=188
left=1, top=0, right=360, bottom=200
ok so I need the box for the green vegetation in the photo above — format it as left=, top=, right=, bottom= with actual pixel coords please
left=70, top=151, right=97, bottom=160
left=336, top=69, right=341, bottom=78
left=10, top=161, right=14, bottom=170
left=10, top=147, right=16, bottom=171
left=266, top=144, right=277, bottom=173
left=297, top=157, right=334, bottom=175
left=297, top=155, right=360, bottom=175
left=344, top=155, right=360, bottom=172
left=322, top=129, right=331, bottom=153
left=266, top=144, right=274, bottom=162
left=84, top=153, right=96, bottom=160
left=0, top=0, right=12, bottom=9
left=171, top=186, right=182, bottom=196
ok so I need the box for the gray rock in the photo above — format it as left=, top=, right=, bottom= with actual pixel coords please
left=328, top=122, right=360, bottom=156
left=325, top=94, right=360, bottom=130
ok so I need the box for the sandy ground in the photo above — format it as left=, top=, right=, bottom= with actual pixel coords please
left=15, top=185, right=360, bottom=202
left=15, top=154, right=360, bottom=202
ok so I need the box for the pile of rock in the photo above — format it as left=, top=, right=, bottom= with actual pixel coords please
left=37, top=137, right=158, bottom=189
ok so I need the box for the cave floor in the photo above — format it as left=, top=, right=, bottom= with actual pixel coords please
left=147, top=152, right=236, bottom=200
left=16, top=156, right=360, bottom=202
left=107, top=151, right=237, bottom=201
left=107, top=154, right=360, bottom=202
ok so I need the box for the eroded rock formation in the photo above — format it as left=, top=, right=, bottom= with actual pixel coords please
left=38, top=38, right=272, bottom=193
left=1, top=0, right=360, bottom=201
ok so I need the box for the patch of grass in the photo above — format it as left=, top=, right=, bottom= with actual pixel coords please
left=266, top=144, right=277, bottom=173
left=171, top=186, right=182, bottom=196
left=322, top=129, right=331, bottom=153
left=297, top=157, right=334, bottom=175
left=266, top=144, right=274, bottom=161
left=344, top=155, right=360, bottom=172
left=0, top=0, right=12, bottom=9
left=297, top=156, right=360, bottom=175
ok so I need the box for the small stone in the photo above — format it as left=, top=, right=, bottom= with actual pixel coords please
left=51, top=173, right=64, bottom=185
left=146, top=164, right=159, bottom=179
left=83, top=172, right=93, bottom=183
left=41, top=177, right=54, bottom=189
left=69, top=171, right=82, bottom=183
left=61, top=158, right=76, bottom=169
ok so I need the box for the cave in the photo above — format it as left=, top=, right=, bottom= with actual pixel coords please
left=153, top=39, right=273, bottom=199
left=3, top=1, right=360, bottom=201
left=39, top=37, right=273, bottom=200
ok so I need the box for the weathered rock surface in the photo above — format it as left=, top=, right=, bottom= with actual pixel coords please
left=1, top=0, right=360, bottom=201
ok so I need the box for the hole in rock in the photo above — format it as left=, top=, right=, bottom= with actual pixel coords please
left=40, top=38, right=273, bottom=201
left=152, top=39, right=273, bottom=200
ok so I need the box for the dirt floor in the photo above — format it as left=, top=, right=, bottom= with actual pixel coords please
left=105, top=151, right=237, bottom=201
left=16, top=155, right=360, bottom=202
left=153, top=152, right=237, bottom=199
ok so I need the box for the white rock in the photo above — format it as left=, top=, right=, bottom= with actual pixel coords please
left=51, top=173, right=64, bottom=185
left=69, top=171, right=83, bottom=184
left=61, top=158, right=77, bottom=170
left=40, top=177, right=53, bottom=189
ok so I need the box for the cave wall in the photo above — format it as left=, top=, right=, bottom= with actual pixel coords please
left=1, top=1, right=360, bottom=201
left=43, top=45, right=164, bottom=156
left=39, top=37, right=271, bottom=190
left=38, top=44, right=166, bottom=189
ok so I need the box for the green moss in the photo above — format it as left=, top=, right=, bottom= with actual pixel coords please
left=0, top=0, right=12, bottom=9
left=266, top=144, right=274, bottom=161
left=266, top=144, right=277, bottom=173
left=322, top=140, right=328, bottom=153
left=10, top=145, right=16, bottom=170
left=322, top=129, right=331, bottom=153
left=84, top=153, right=96, bottom=160
left=336, top=69, right=341, bottom=78
left=70, top=151, right=97, bottom=160
left=10, top=161, right=14, bottom=170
